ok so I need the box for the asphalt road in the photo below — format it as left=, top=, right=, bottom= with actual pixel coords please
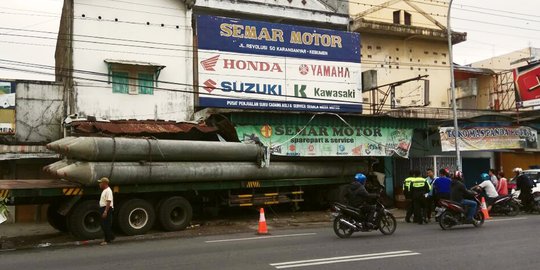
left=1, top=215, right=538, bottom=270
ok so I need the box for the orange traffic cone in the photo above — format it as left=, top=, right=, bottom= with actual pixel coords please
left=480, top=197, right=491, bottom=219
left=257, top=208, right=269, bottom=235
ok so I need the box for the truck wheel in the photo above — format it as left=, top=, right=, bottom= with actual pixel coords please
left=47, top=202, right=68, bottom=232
left=67, top=200, right=103, bottom=240
left=118, top=199, right=155, bottom=235
left=157, top=196, right=193, bottom=231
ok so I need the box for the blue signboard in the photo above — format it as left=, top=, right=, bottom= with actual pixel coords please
left=196, top=15, right=361, bottom=63
left=198, top=97, right=361, bottom=113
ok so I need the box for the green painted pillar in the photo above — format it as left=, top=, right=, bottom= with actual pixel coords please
left=384, top=157, right=394, bottom=198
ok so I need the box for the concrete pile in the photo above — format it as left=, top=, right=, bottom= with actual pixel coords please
left=45, top=137, right=365, bottom=186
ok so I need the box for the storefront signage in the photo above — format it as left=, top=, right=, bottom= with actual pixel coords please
left=514, top=61, right=540, bottom=108
left=196, top=15, right=362, bottom=113
left=237, top=124, right=413, bottom=157
left=439, top=126, right=538, bottom=151
left=0, top=81, right=16, bottom=135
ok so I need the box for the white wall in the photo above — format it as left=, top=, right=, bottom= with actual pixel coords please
left=72, top=0, right=193, bottom=121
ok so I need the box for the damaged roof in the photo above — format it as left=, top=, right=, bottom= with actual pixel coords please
left=69, top=120, right=218, bottom=137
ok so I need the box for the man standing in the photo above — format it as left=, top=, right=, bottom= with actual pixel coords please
left=514, top=168, right=534, bottom=212
left=488, top=169, right=499, bottom=188
left=410, top=170, right=430, bottom=224
left=424, top=168, right=437, bottom=221
left=98, top=177, right=114, bottom=245
left=403, top=171, right=416, bottom=223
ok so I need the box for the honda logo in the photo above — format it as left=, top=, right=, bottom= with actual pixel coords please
left=201, top=55, right=220, bottom=71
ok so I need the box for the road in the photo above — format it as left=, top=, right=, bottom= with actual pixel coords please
left=1, top=215, right=538, bottom=270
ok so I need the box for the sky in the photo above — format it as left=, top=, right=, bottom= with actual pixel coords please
left=0, top=0, right=539, bottom=81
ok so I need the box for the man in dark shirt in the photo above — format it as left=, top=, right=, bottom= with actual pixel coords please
left=346, top=173, right=379, bottom=227
left=450, top=171, right=477, bottom=223
left=514, top=168, right=534, bottom=212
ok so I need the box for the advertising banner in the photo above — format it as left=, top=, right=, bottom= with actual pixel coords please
left=439, top=126, right=538, bottom=152
left=513, top=61, right=540, bottom=108
left=0, top=81, right=16, bottom=135
left=196, top=15, right=362, bottom=113
left=237, top=124, right=413, bottom=157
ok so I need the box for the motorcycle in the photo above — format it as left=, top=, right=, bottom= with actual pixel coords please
left=489, top=195, right=520, bottom=216
left=437, top=194, right=485, bottom=230
left=331, top=200, right=397, bottom=238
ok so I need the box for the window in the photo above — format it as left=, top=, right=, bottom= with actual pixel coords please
left=138, top=73, right=154, bottom=95
left=112, top=71, right=129, bottom=94
left=393, top=10, right=401, bottom=24
left=404, top=12, right=412, bottom=25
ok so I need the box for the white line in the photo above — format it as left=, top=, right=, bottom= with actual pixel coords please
left=205, top=233, right=317, bottom=243
left=486, top=217, right=528, bottom=223
left=272, top=253, right=420, bottom=269
left=271, top=250, right=413, bottom=266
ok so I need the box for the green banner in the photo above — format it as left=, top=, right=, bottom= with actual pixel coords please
left=237, top=124, right=413, bottom=157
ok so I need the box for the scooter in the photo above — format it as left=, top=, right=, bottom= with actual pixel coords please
left=489, top=195, right=520, bottom=216
left=437, top=194, right=485, bottom=230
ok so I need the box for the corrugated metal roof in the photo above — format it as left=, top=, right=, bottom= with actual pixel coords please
left=70, top=120, right=218, bottom=136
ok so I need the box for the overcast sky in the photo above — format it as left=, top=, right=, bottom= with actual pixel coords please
left=0, top=0, right=539, bottom=81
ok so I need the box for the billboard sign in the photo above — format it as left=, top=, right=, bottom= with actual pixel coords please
left=0, top=81, right=16, bottom=135
left=196, top=15, right=362, bottom=113
left=237, top=124, right=413, bottom=157
left=439, top=126, right=538, bottom=152
left=513, top=61, right=540, bottom=108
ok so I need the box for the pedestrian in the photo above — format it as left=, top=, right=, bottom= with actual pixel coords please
left=98, top=177, right=114, bottom=245
left=514, top=168, right=535, bottom=212
left=424, top=168, right=437, bottom=221
left=410, top=170, right=430, bottom=224
left=488, top=169, right=499, bottom=188
left=403, top=171, right=416, bottom=223
left=496, top=172, right=508, bottom=196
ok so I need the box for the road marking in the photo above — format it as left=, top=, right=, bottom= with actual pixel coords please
left=486, top=217, right=528, bottom=223
left=270, top=250, right=420, bottom=269
left=205, top=233, right=317, bottom=243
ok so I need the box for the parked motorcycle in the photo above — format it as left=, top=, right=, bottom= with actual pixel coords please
left=490, top=195, right=520, bottom=216
left=437, top=195, right=485, bottom=230
left=332, top=200, right=396, bottom=238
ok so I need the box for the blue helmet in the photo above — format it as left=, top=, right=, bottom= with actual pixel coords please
left=355, top=173, right=367, bottom=184
left=480, top=173, right=490, bottom=181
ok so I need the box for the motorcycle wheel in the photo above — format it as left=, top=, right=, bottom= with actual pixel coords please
left=378, top=212, right=397, bottom=235
left=333, top=215, right=354, bottom=238
left=506, top=201, right=520, bottom=216
left=439, top=211, right=454, bottom=230
left=473, top=212, right=485, bottom=228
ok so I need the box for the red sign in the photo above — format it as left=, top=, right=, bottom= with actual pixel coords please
left=513, top=61, right=540, bottom=108
left=201, top=55, right=283, bottom=72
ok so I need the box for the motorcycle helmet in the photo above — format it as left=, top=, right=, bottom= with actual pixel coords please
left=454, top=170, right=463, bottom=179
left=480, top=173, right=490, bottom=181
left=354, top=173, right=367, bottom=184
left=513, top=167, right=523, bottom=174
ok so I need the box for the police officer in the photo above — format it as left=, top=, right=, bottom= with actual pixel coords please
left=403, top=171, right=416, bottom=223
left=410, top=170, right=431, bottom=224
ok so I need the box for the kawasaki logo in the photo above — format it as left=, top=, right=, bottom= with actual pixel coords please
left=203, top=79, right=217, bottom=93
left=294, top=84, right=307, bottom=98
left=201, top=55, right=220, bottom=71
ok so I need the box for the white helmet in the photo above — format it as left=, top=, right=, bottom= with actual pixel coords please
left=513, top=167, right=523, bottom=174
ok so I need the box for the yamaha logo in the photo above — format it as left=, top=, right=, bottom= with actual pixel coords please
left=299, top=64, right=309, bottom=75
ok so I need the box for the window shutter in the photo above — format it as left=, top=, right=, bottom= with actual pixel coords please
left=112, top=71, right=129, bottom=94
left=138, top=73, right=154, bottom=95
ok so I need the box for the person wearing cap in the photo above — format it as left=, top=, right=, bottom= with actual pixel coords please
left=98, top=177, right=114, bottom=245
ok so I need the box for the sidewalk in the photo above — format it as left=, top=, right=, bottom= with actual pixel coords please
left=0, top=208, right=407, bottom=250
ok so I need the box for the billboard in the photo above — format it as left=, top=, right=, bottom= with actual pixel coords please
left=513, top=61, right=540, bottom=108
left=439, top=126, right=538, bottom=152
left=196, top=15, right=362, bottom=113
left=237, top=124, right=413, bottom=157
left=0, top=81, right=16, bottom=135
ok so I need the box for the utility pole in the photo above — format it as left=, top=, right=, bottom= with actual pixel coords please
left=447, top=0, right=462, bottom=171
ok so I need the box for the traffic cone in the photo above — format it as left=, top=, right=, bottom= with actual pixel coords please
left=480, top=197, right=491, bottom=219
left=257, top=208, right=269, bottom=235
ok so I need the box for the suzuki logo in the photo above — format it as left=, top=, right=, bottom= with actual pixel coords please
left=203, top=79, right=217, bottom=93
left=294, top=84, right=307, bottom=98
left=201, top=55, right=220, bottom=71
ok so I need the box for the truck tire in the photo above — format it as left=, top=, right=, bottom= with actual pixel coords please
left=117, top=199, right=155, bottom=236
left=47, top=202, right=68, bottom=232
left=67, top=200, right=103, bottom=240
left=157, top=196, right=193, bottom=231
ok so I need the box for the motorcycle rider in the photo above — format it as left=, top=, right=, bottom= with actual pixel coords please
left=450, top=171, right=477, bottom=223
left=346, top=173, right=380, bottom=228
left=514, top=168, right=534, bottom=212
left=473, top=173, right=499, bottom=212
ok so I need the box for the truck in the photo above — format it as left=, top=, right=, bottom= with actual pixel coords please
left=0, top=120, right=365, bottom=240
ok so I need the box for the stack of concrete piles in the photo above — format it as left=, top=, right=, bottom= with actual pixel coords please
left=44, top=137, right=364, bottom=186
